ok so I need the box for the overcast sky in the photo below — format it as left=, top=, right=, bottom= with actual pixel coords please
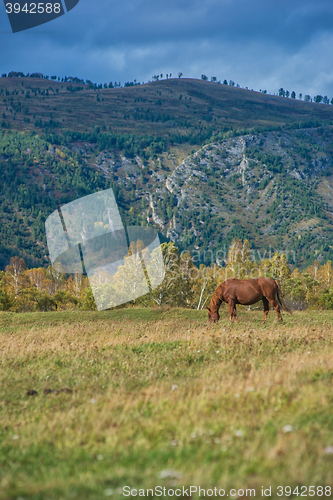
left=1, top=0, right=333, bottom=97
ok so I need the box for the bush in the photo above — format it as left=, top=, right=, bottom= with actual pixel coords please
left=0, top=287, right=12, bottom=311
left=319, top=289, right=333, bottom=309
left=80, top=287, right=97, bottom=310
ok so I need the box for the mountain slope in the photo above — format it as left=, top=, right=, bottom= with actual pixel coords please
left=1, top=125, right=333, bottom=270
left=1, top=77, right=333, bottom=270
left=2, top=77, right=333, bottom=141
left=153, top=127, right=333, bottom=267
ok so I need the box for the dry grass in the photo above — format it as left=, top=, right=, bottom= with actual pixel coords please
left=2, top=77, right=333, bottom=138
left=0, top=308, right=333, bottom=499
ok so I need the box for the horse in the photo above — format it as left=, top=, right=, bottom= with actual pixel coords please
left=207, top=277, right=292, bottom=323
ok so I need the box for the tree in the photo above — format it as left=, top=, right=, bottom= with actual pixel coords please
left=291, top=91, right=296, bottom=99
left=264, top=252, right=291, bottom=283
left=45, top=266, right=66, bottom=296
left=201, top=75, right=208, bottom=81
left=81, top=286, right=97, bottom=310
left=317, top=260, right=333, bottom=290
left=26, top=267, right=47, bottom=291
left=0, top=281, right=12, bottom=310
left=66, top=273, right=87, bottom=298
left=191, top=264, right=219, bottom=310
left=147, top=242, right=181, bottom=306
left=111, top=239, right=151, bottom=306
left=4, top=257, right=29, bottom=298
left=226, top=238, right=255, bottom=279
left=178, top=250, right=196, bottom=307
left=178, top=72, right=183, bottom=78
left=302, top=272, right=318, bottom=304
left=54, top=290, right=78, bottom=311
left=282, top=269, right=305, bottom=308
left=22, top=288, right=55, bottom=312
left=319, top=289, right=333, bottom=309
left=278, top=88, right=286, bottom=97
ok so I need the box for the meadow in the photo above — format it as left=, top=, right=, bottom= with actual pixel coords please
left=0, top=307, right=332, bottom=499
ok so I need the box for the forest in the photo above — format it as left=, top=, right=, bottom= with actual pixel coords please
left=1, top=239, right=333, bottom=313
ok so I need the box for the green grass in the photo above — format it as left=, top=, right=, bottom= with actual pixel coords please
left=0, top=308, right=333, bottom=499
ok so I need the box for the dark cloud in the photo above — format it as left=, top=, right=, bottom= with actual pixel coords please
left=1, top=0, right=333, bottom=96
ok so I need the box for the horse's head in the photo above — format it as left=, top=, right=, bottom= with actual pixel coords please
left=207, top=307, right=220, bottom=323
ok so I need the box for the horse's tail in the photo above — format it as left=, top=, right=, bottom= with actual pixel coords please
left=275, top=280, right=293, bottom=314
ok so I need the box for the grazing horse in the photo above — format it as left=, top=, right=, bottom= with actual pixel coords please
left=207, top=277, right=292, bottom=323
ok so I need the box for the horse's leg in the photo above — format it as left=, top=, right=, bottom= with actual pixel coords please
left=268, top=297, right=282, bottom=321
left=261, top=297, right=269, bottom=324
left=228, top=301, right=234, bottom=322
left=233, top=304, right=238, bottom=323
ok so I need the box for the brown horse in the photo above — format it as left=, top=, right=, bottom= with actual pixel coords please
left=207, top=277, right=292, bottom=323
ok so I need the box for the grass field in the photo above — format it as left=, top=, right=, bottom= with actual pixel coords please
left=0, top=307, right=333, bottom=500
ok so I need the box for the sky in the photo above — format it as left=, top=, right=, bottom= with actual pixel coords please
left=1, top=0, right=333, bottom=98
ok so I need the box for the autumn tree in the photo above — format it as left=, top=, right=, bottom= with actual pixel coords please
left=66, top=273, right=88, bottom=298
left=4, top=257, right=29, bottom=298
left=191, top=263, right=220, bottom=310
left=259, top=252, right=291, bottom=283
left=0, top=270, right=11, bottom=310
left=111, top=239, right=151, bottom=306
left=148, top=242, right=182, bottom=306
left=317, top=260, right=333, bottom=290
left=226, top=238, right=256, bottom=279
left=26, top=267, right=47, bottom=291
left=177, top=250, right=196, bottom=307
left=44, top=266, right=66, bottom=296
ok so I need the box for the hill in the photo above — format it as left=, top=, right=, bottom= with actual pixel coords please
left=1, top=76, right=333, bottom=270
left=2, top=76, right=333, bottom=139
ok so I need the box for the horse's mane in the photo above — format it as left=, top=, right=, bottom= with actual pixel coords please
left=209, top=284, right=224, bottom=311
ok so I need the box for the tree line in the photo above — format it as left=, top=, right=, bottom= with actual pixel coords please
left=1, top=239, right=333, bottom=313
left=2, top=72, right=333, bottom=107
